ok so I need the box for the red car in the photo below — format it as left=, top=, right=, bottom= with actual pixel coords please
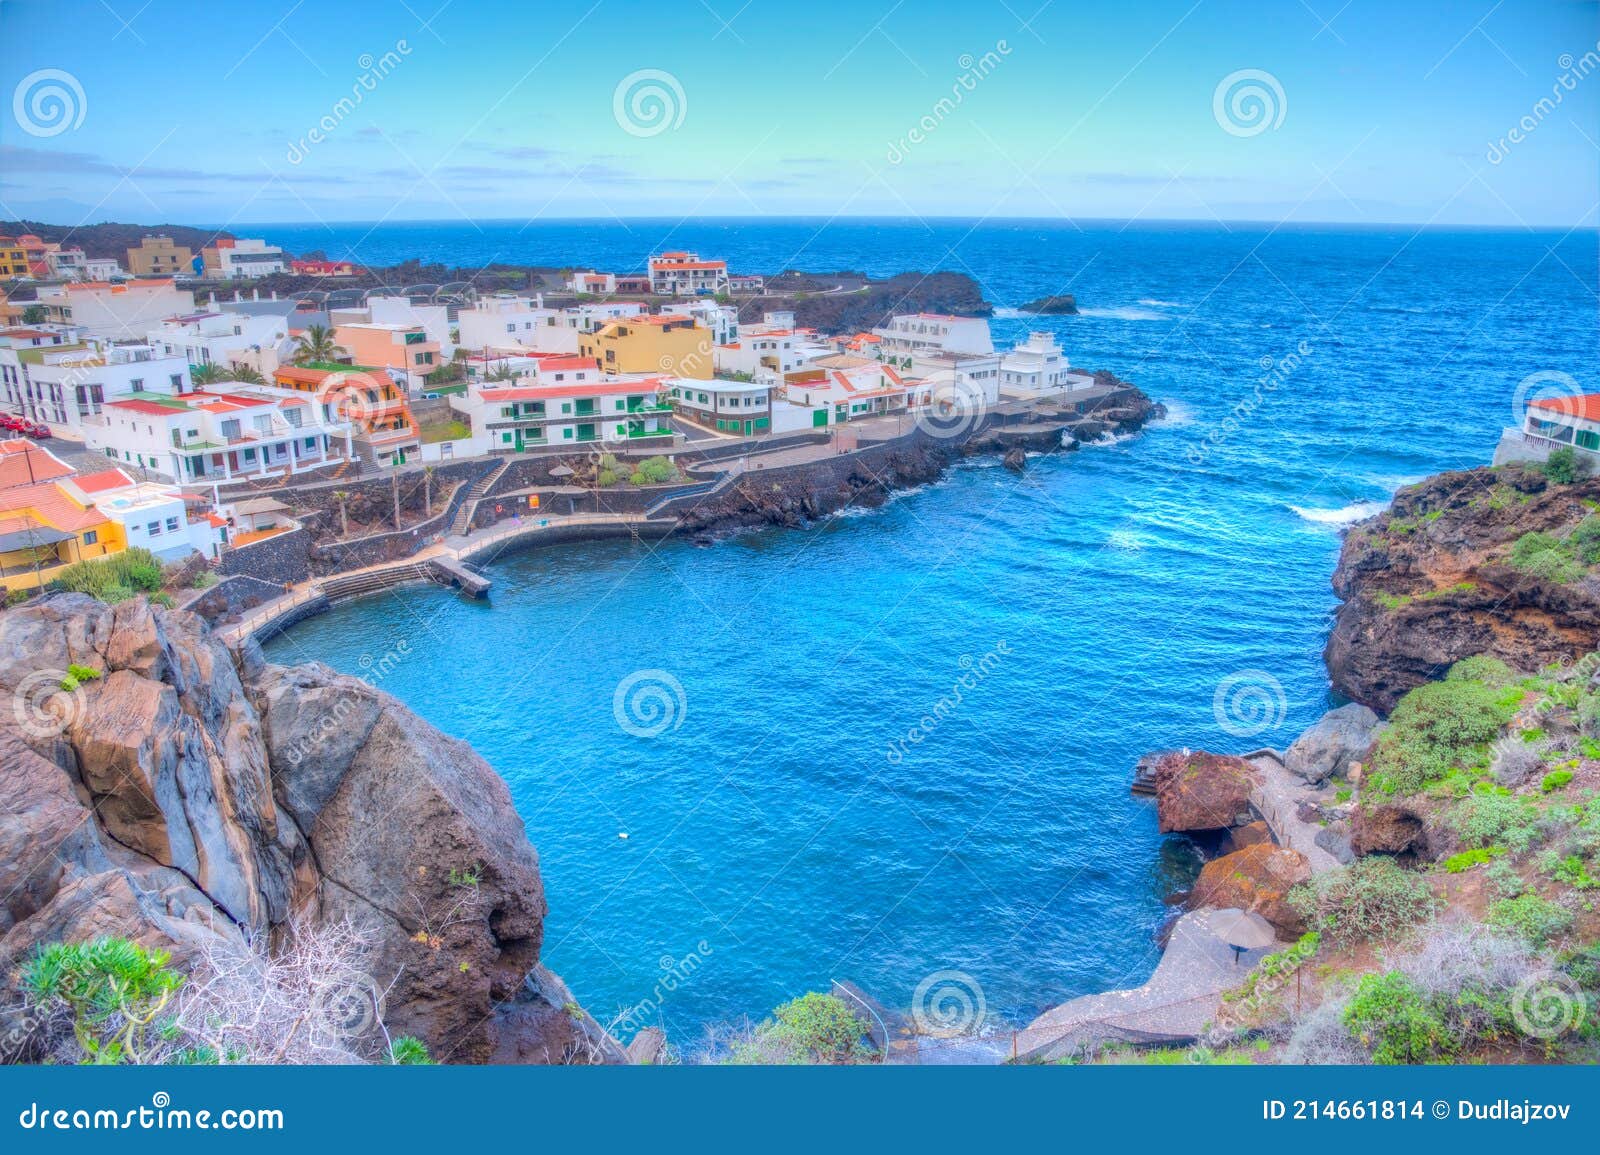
left=0, top=415, right=23, bottom=433
left=22, top=423, right=51, bottom=439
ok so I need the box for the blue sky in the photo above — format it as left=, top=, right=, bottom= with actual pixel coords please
left=1, top=0, right=1596, bottom=227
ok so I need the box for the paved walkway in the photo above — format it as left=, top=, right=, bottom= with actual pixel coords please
left=1247, top=751, right=1342, bottom=874
left=1011, top=908, right=1273, bottom=1062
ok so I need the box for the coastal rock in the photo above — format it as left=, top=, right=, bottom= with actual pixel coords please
left=1018, top=294, right=1078, bottom=315
left=1350, top=796, right=1451, bottom=860
left=1191, top=844, right=1312, bottom=938
left=1284, top=703, right=1380, bottom=784
left=1002, top=446, right=1027, bottom=473
left=0, top=595, right=607, bottom=1064
left=1326, top=464, right=1600, bottom=711
left=1220, top=820, right=1273, bottom=855
left=1152, top=751, right=1260, bottom=833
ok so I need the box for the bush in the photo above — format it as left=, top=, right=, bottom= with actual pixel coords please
left=1488, top=893, right=1575, bottom=946
left=636, top=456, right=679, bottom=485
left=720, top=992, right=873, bottom=1065
left=50, top=548, right=166, bottom=603
left=1543, top=446, right=1584, bottom=484
left=1442, top=846, right=1503, bottom=873
left=1447, top=656, right=1514, bottom=688
left=1448, top=787, right=1541, bottom=853
left=1289, top=858, right=1437, bottom=949
left=1542, top=769, right=1575, bottom=793
left=1366, top=666, right=1521, bottom=794
left=1343, top=972, right=1454, bottom=1064
left=22, top=938, right=185, bottom=1064
left=1508, top=530, right=1586, bottom=583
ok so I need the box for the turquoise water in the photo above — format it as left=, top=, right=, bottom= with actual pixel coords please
left=262, top=220, right=1599, bottom=1039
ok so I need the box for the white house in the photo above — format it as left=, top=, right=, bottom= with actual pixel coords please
left=60, top=469, right=226, bottom=560
left=81, top=257, right=124, bottom=282
left=908, top=350, right=1003, bottom=407
left=998, top=331, right=1092, bottom=398
left=678, top=299, right=738, bottom=346
left=455, top=296, right=647, bottom=354
left=715, top=325, right=828, bottom=385
left=454, top=356, right=675, bottom=454
left=567, top=270, right=617, bottom=295
left=148, top=311, right=288, bottom=371
left=211, top=239, right=286, bottom=279
left=648, top=251, right=728, bottom=297
left=368, top=294, right=456, bottom=359
left=32, top=280, right=197, bottom=341
left=778, top=363, right=910, bottom=429
left=669, top=377, right=772, bottom=436
left=88, top=382, right=352, bottom=485
left=1, top=343, right=191, bottom=435
left=873, top=313, right=994, bottom=366
left=44, top=248, right=88, bottom=280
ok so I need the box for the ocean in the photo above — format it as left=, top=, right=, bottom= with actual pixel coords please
left=260, top=217, right=1599, bottom=1043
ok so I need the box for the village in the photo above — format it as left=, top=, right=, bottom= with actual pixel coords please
left=0, top=232, right=1129, bottom=599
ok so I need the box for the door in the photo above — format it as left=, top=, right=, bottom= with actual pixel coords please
left=812, top=409, right=828, bottom=428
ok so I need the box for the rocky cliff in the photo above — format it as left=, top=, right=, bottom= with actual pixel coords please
left=0, top=595, right=617, bottom=1064
left=1326, top=463, right=1600, bottom=711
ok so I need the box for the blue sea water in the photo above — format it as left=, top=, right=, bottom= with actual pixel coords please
left=261, top=218, right=1599, bottom=1043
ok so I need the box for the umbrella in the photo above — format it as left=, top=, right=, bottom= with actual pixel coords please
left=548, top=464, right=574, bottom=477
left=1212, top=908, right=1276, bottom=964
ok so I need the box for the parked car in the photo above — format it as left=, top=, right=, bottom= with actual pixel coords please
left=23, top=423, right=51, bottom=439
left=0, top=415, right=24, bottom=433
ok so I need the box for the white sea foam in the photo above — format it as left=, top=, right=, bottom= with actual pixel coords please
left=1077, top=306, right=1170, bottom=322
left=1157, top=398, right=1197, bottom=427
left=1137, top=298, right=1185, bottom=308
left=1288, top=501, right=1386, bottom=527
left=991, top=307, right=1024, bottom=319
left=1107, top=529, right=1145, bottom=550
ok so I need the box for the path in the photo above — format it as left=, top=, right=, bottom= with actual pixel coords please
left=1246, top=750, right=1342, bottom=874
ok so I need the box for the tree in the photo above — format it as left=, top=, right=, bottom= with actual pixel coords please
left=22, top=304, right=47, bottom=325
left=1544, top=446, right=1583, bottom=485
left=22, top=938, right=184, bottom=1064
left=190, top=363, right=232, bottom=386
left=332, top=489, right=351, bottom=537
left=228, top=364, right=266, bottom=385
left=422, top=465, right=437, bottom=516
left=290, top=323, right=348, bottom=366
left=391, top=471, right=402, bottom=530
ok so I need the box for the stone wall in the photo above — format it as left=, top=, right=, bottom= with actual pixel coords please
left=217, top=525, right=313, bottom=586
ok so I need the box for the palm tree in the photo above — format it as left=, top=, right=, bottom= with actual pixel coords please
left=332, top=490, right=350, bottom=538
left=391, top=472, right=402, bottom=530
left=290, top=324, right=347, bottom=366
left=422, top=465, right=437, bottom=516
left=228, top=364, right=266, bottom=385
left=190, top=363, right=231, bottom=386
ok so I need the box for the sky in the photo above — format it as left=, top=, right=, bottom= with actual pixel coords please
left=0, top=0, right=1596, bottom=229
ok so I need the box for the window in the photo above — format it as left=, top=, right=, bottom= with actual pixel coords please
left=562, top=428, right=573, bottom=439
left=83, top=530, right=98, bottom=545
left=171, top=374, right=183, bottom=388
left=147, top=521, right=161, bottom=536
left=561, top=402, right=571, bottom=414
left=165, top=516, right=179, bottom=532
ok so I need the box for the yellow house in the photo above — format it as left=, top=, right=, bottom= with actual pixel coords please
left=126, top=235, right=194, bottom=277
left=578, top=314, right=713, bottom=379
left=0, top=480, right=126, bottom=591
left=0, top=236, right=30, bottom=278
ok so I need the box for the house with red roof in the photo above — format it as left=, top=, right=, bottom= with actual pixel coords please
left=457, top=354, right=675, bottom=454
left=648, top=251, right=729, bottom=297
left=1522, top=395, right=1600, bottom=460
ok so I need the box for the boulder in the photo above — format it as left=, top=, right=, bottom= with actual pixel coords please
left=1219, top=820, right=1273, bottom=855
left=1152, top=751, right=1259, bottom=833
left=1191, top=844, right=1312, bottom=938
left=1002, top=446, right=1027, bottom=473
left=1284, top=703, right=1380, bottom=784
left=1350, top=798, right=1450, bottom=859
left=0, top=595, right=608, bottom=1065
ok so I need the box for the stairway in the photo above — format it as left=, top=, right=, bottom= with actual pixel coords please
left=450, top=459, right=511, bottom=536
left=319, top=561, right=436, bottom=604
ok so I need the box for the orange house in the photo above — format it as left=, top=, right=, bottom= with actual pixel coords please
left=272, top=364, right=420, bottom=468
left=332, top=323, right=441, bottom=392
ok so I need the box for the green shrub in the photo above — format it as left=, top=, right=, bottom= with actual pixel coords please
left=1570, top=518, right=1600, bottom=563
left=1488, top=893, right=1575, bottom=946
left=1366, top=667, right=1521, bottom=794
left=637, top=456, right=678, bottom=484
left=1289, top=858, right=1437, bottom=949
left=22, top=937, right=185, bottom=1064
left=1448, top=787, right=1541, bottom=853
left=629, top=471, right=649, bottom=485
left=596, top=469, right=619, bottom=487
left=1447, top=655, right=1514, bottom=688
left=387, top=1036, right=433, bottom=1065
left=50, top=548, right=166, bottom=604
left=1508, top=531, right=1586, bottom=583
left=769, top=992, right=872, bottom=1063
left=1343, top=971, right=1456, bottom=1064
left=1542, top=769, right=1575, bottom=793
left=1543, top=446, right=1583, bottom=484
left=1549, top=855, right=1597, bottom=890
left=1442, top=846, right=1504, bottom=873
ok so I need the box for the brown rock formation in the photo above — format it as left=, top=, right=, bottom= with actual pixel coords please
left=1191, top=844, right=1312, bottom=938
left=0, top=594, right=617, bottom=1064
left=1326, top=464, right=1600, bottom=711
left=1152, top=750, right=1260, bottom=833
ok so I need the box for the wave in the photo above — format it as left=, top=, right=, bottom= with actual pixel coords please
left=1156, top=398, right=1197, bottom=427
left=1106, top=528, right=1145, bottom=551
left=1288, top=500, right=1387, bottom=527
left=1137, top=298, right=1186, bottom=308
left=991, top=307, right=1023, bottom=319
left=1076, top=306, right=1171, bottom=322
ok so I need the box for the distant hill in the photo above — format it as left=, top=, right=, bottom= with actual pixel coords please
left=0, top=220, right=233, bottom=261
